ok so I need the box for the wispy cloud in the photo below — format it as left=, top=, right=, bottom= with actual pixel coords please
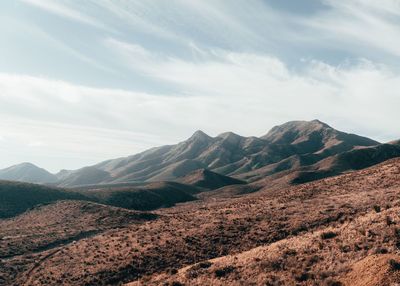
left=0, top=51, right=399, bottom=170
left=300, top=0, right=400, bottom=58
left=21, top=0, right=106, bottom=29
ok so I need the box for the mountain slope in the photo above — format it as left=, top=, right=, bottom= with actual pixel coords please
left=0, top=163, right=57, bottom=184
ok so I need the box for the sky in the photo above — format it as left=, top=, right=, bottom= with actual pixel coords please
left=1, top=0, right=400, bottom=172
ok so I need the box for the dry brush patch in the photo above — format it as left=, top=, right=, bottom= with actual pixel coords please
left=132, top=205, right=400, bottom=285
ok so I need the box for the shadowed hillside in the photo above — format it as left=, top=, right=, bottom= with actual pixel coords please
left=178, top=169, right=245, bottom=190
left=0, top=181, right=85, bottom=218
left=78, top=181, right=199, bottom=211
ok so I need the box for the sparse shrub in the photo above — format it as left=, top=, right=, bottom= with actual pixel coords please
left=198, top=261, right=212, bottom=269
left=373, top=205, right=381, bottom=213
left=295, top=272, right=312, bottom=282
left=214, top=265, right=235, bottom=278
left=340, top=245, right=351, bottom=253
left=261, top=258, right=284, bottom=271
left=307, top=255, right=319, bottom=265
left=326, top=280, right=344, bottom=286
left=283, top=249, right=297, bottom=257
left=375, top=247, right=388, bottom=254
left=169, top=281, right=184, bottom=286
left=166, top=268, right=178, bottom=275
left=320, top=231, right=337, bottom=240
left=386, top=216, right=395, bottom=226
left=389, top=259, right=400, bottom=271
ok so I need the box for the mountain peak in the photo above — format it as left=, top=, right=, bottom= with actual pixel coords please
left=217, top=131, right=241, bottom=139
left=311, top=119, right=331, bottom=127
left=7, top=162, right=40, bottom=171
left=188, top=130, right=212, bottom=141
left=0, top=162, right=57, bottom=184
left=262, top=120, right=333, bottom=142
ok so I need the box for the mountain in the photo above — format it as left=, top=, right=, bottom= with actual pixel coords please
left=0, top=162, right=57, bottom=184
left=55, top=120, right=383, bottom=187
left=3, top=120, right=398, bottom=189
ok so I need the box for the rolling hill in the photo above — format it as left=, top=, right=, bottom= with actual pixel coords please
left=0, top=200, right=157, bottom=259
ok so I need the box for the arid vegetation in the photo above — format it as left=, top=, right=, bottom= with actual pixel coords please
left=1, top=158, right=400, bottom=285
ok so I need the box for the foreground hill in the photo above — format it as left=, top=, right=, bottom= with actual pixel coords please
left=0, top=163, right=57, bottom=184
left=3, top=158, right=400, bottom=285
left=136, top=207, right=400, bottom=285
left=127, top=158, right=400, bottom=286
left=0, top=201, right=157, bottom=259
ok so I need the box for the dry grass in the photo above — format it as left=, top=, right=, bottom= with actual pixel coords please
left=133, top=204, right=400, bottom=285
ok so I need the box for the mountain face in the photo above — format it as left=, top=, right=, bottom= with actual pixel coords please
left=3, top=120, right=398, bottom=188
left=0, top=163, right=57, bottom=184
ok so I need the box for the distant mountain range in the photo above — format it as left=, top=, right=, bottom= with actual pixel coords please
left=2, top=120, right=400, bottom=188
